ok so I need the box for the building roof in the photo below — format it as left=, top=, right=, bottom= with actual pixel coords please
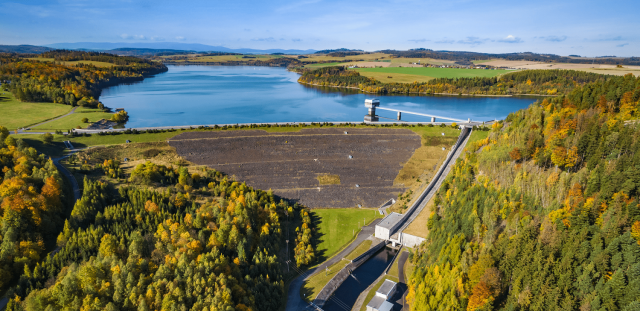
left=377, top=279, right=397, bottom=297
left=366, top=296, right=386, bottom=310
left=376, top=212, right=404, bottom=230
left=379, top=301, right=394, bottom=311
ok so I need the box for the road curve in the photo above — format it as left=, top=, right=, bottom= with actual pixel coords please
left=285, top=218, right=381, bottom=311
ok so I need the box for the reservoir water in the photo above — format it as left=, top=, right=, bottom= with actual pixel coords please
left=100, top=65, right=537, bottom=128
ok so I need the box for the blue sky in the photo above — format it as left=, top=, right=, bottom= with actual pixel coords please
left=1, top=0, right=638, bottom=56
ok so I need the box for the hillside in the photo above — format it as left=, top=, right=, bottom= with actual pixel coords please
left=0, top=51, right=167, bottom=108
left=407, top=73, right=640, bottom=310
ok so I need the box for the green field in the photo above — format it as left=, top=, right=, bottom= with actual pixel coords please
left=0, top=92, right=73, bottom=130
left=13, top=130, right=184, bottom=157
left=31, top=107, right=114, bottom=131
left=313, top=208, right=382, bottom=261
left=355, top=67, right=510, bottom=79
left=304, top=62, right=345, bottom=68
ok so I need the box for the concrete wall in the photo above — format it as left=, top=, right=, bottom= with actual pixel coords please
left=401, top=233, right=426, bottom=248
left=375, top=226, right=390, bottom=240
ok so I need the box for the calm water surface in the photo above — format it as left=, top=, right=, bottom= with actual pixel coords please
left=100, top=65, right=537, bottom=128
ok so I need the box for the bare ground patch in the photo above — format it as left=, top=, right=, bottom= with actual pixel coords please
left=168, top=128, right=421, bottom=208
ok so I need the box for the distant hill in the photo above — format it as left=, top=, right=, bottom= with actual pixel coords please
left=45, top=42, right=317, bottom=55
left=0, top=44, right=53, bottom=53
left=107, top=48, right=196, bottom=56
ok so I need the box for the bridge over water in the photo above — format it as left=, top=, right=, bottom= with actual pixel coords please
left=363, top=98, right=487, bottom=126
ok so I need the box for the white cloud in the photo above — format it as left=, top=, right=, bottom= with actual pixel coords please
left=120, top=34, right=146, bottom=40
left=175, top=36, right=186, bottom=41
left=498, top=35, right=523, bottom=43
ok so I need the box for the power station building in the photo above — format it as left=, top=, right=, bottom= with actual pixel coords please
left=366, top=279, right=397, bottom=311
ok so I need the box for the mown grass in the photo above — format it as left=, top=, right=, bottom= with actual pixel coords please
left=0, top=92, right=73, bottom=130
left=313, top=208, right=382, bottom=261
left=344, top=240, right=372, bottom=261
left=13, top=130, right=183, bottom=158
left=355, top=67, right=510, bottom=79
left=31, top=107, right=114, bottom=131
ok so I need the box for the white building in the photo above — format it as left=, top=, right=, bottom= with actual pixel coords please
left=374, top=212, right=403, bottom=240
left=366, top=280, right=397, bottom=311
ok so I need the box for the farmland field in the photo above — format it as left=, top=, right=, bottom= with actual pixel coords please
left=355, top=67, right=511, bottom=79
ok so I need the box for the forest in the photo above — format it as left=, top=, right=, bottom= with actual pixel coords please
left=298, top=66, right=611, bottom=96
left=0, top=126, right=70, bottom=289
left=0, top=51, right=167, bottom=107
left=0, top=137, right=317, bottom=310
left=407, top=73, right=640, bottom=310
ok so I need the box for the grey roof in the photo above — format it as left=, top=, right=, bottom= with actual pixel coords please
left=377, top=280, right=397, bottom=297
left=376, top=212, right=404, bottom=230
left=367, top=296, right=386, bottom=310
left=379, top=301, right=394, bottom=311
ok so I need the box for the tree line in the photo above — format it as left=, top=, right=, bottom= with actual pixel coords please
left=298, top=66, right=613, bottom=96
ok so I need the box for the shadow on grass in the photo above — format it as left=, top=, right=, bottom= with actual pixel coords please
left=309, top=210, right=328, bottom=263
left=18, top=137, right=88, bottom=158
left=299, top=284, right=314, bottom=303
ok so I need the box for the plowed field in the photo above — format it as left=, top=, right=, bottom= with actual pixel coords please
left=168, top=128, right=421, bottom=208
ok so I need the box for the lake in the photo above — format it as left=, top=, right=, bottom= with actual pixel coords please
left=99, top=65, right=537, bottom=128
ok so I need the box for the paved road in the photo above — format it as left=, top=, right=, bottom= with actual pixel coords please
left=396, top=251, right=410, bottom=310
left=285, top=218, right=381, bottom=311
left=53, top=151, right=82, bottom=202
